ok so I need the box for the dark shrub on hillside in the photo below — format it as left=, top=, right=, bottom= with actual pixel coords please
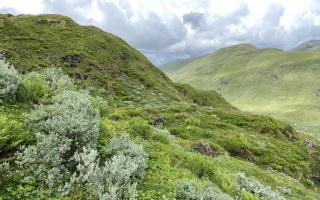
left=193, top=140, right=222, bottom=157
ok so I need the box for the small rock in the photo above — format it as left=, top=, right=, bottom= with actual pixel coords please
left=302, top=139, right=313, bottom=149
left=193, top=140, right=219, bottom=157
left=89, top=63, right=103, bottom=72
left=0, top=52, right=6, bottom=60
left=176, top=113, right=188, bottom=119
left=149, top=116, right=165, bottom=126
left=63, top=55, right=80, bottom=66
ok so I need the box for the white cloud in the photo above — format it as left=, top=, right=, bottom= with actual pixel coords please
left=1, top=0, right=320, bottom=65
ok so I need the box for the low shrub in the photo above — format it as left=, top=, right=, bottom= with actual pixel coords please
left=91, top=96, right=109, bottom=116
left=234, top=172, right=284, bottom=200
left=0, top=60, right=20, bottom=102
left=174, top=179, right=233, bottom=200
left=70, top=135, right=147, bottom=199
left=128, top=117, right=170, bottom=143
left=17, top=72, right=50, bottom=103
left=192, top=140, right=224, bottom=157
left=27, top=90, right=100, bottom=150
left=0, top=114, right=30, bottom=154
left=41, top=67, right=74, bottom=92
left=18, top=90, right=100, bottom=196
left=104, top=134, right=147, bottom=178
left=128, top=117, right=153, bottom=139
left=151, top=131, right=170, bottom=144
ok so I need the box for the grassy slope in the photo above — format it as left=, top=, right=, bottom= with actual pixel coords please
left=161, top=44, right=320, bottom=139
left=0, top=15, right=319, bottom=199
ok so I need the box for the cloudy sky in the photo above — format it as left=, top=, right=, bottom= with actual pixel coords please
left=1, top=0, right=320, bottom=65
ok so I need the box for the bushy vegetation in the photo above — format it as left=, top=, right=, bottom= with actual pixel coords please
left=235, top=172, right=285, bottom=200
left=174, top=179, right=232, bottom=200
left=41, top=67, right=74, bottom=92
left=17, top=72, right=50, bottom=103
left=88, top=135, right=147, bottom=199
left=0, top=60, right=20, bottom=102
left=127, top=117, right=170, bottom=144
left=12, top=68, right=147, bottom=199
left=27, top=90, right=100, bottom=149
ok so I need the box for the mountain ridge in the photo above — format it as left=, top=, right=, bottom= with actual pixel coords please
left=160, top=43, right=320, bottom=139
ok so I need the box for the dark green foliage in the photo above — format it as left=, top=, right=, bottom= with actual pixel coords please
left=0, top=106, right=31, bottom=155
left=16, top=73, right=50, bottom=103
left=128, top=117, right=153, bottom=139
left=127, top=117, right=170, bottom=144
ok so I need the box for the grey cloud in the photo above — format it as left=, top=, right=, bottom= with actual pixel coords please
left=97, top=0, right=187, bottom=51
left=183, top=12, right=205, bottom=29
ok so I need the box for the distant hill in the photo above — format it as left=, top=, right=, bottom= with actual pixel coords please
left=159, top=57, right=196, bottom=73
left=160, top=43, right=320, bottom=138
left=292, top=40, right=320, bottom=51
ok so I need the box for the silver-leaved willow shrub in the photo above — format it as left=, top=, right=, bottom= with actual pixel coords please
left=70, top=135, right=147, bottom=200
left=17, top=90, right=99, bottom=195
left=27, top=90, right=100, bottom=150
left=17, top=74, right=147, bottom=199
left=174, top=179, right=233, bottom=200
left=234, top=172, right=285, bottom=200
left=41, top=67, right=74, bottom=92
left=0, top=59, right=20, bottom=101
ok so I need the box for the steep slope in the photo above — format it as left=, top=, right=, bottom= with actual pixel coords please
left=0, top=14, right=177, bottom=102
left=161, top=44, right=320, bottom=139
left=0, top=14, right=320, bottom=199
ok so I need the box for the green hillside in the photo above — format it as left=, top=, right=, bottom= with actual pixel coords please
left=161, top=43, right=320, bottom=139
left=1, top=14, right=320, bottom=199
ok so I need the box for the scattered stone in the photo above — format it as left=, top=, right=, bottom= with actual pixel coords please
left=149, top=116, right=165, bottom=126
left=302, top=139, right=313, bottom=149
left=63, top=55, right=80, bottom=66
left=229, top=147, right=254, bottom=162
left=74, top=72, right=82, bottom=80
left=176, top=113, right=188, bottom=119
left=89, top=63, right=103, bottom=72
left=0, top=52, right=6, bottom=60
left=193, top=140, right=219, bottom=157
left=36, top=18, right=62, bottom=25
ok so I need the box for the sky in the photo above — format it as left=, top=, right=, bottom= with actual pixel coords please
left=1, top=0, right=320, bottom=65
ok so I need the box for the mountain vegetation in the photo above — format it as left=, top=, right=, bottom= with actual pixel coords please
left=161, top=43, right=320, bottom=139
left=0, top=14, right=319, bottom=199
